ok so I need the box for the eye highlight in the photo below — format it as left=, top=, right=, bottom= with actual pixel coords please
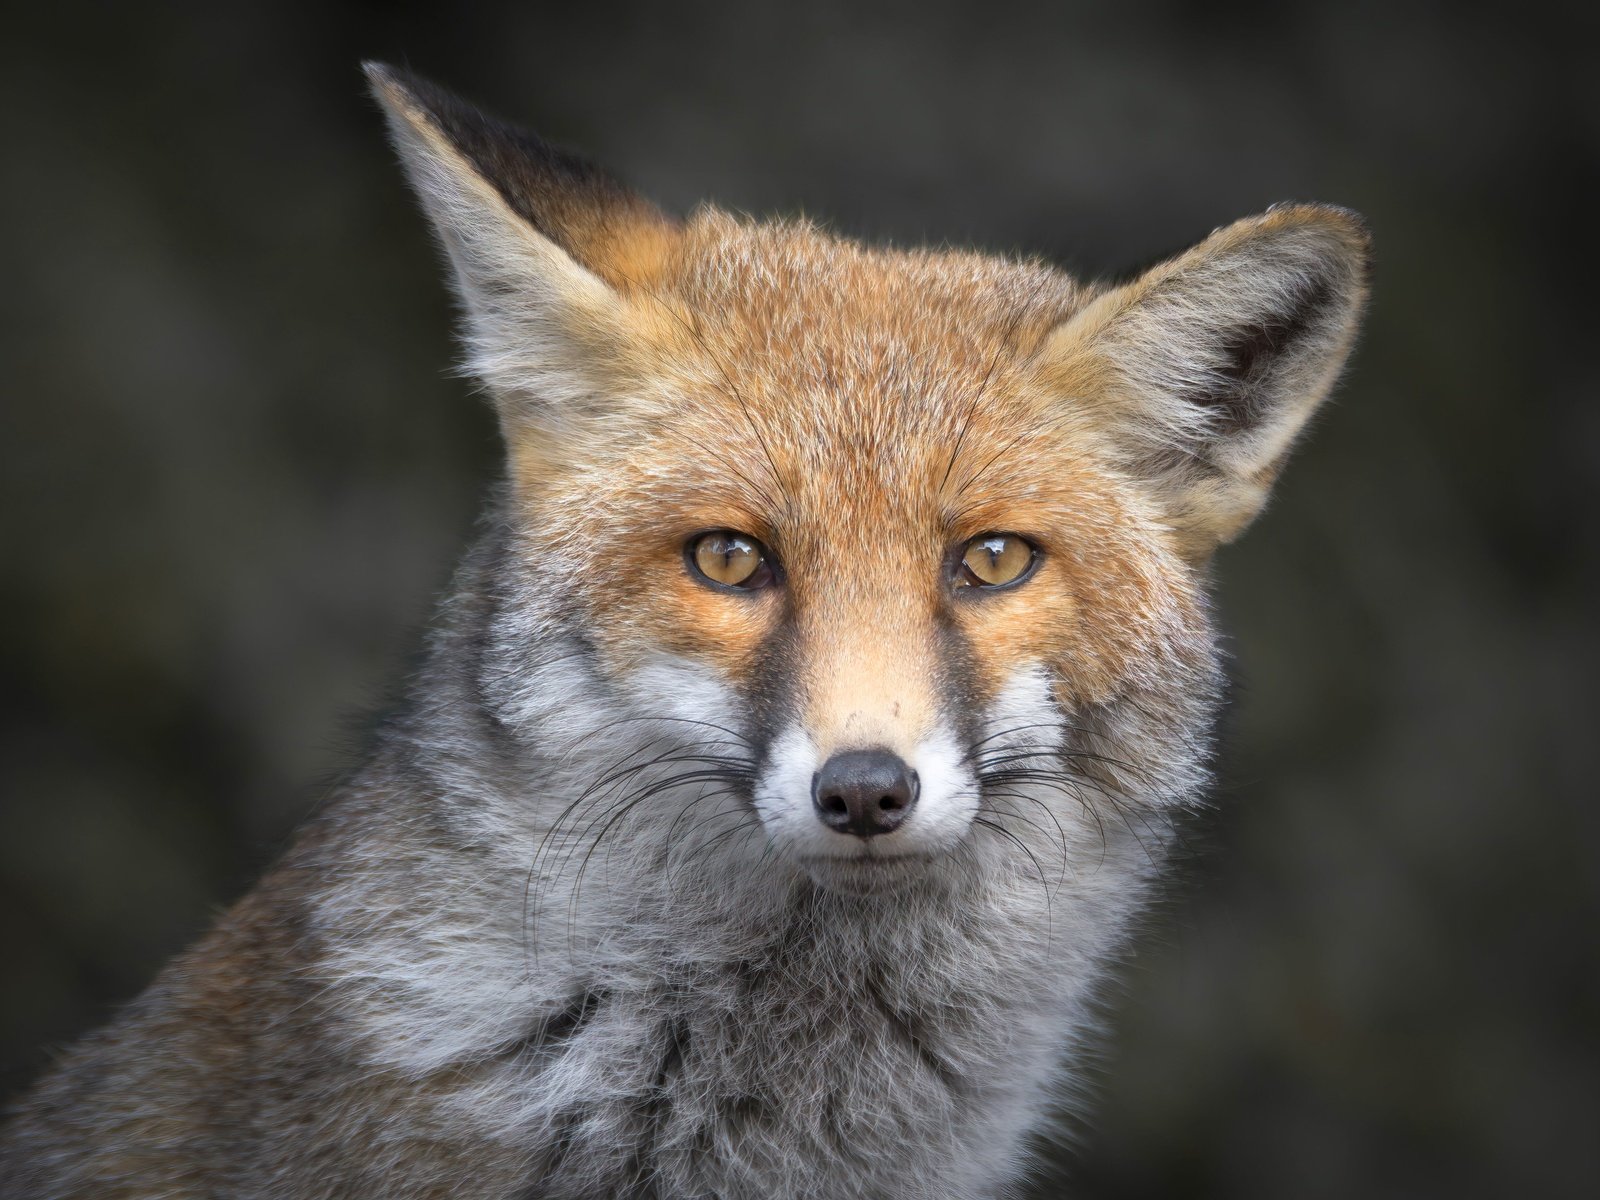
left=686, top=530, right=776, bottom=592
left=955, top=533, right=1038, bottom=591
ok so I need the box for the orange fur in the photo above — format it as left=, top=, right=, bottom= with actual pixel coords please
left=507, top=211, right=1211, bottom=751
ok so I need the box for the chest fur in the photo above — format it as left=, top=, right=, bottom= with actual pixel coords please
left=427, top=934, right=1077, bottom=1198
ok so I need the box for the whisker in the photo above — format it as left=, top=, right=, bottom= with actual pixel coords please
left=607, top=266, right=791, bottom=514
left=523, top=730, right=755, bottom=966
left=980, top=791, right=1073, bottom=888
left=983, top=768, right=1168, bottom=868
left=939, top=278, right=1052, bottom=495
left=971, top=815, right=1054, bottom=945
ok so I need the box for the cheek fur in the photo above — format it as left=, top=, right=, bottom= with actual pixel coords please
left=611, top=655, right=747, bottom=740
left=979, top=663, right=1066, bottom=758
left=952, top=527, right=1202, bottom=711
left=951, top=562, right=1079, bottom=708
left=580, top=534, right=784, bottom=691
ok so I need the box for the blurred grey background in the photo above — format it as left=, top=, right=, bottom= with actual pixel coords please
left=2, top=1, right=1596, bottom=1196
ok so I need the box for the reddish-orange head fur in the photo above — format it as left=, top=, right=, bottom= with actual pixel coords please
left=368, top=63, right=1368, bottom=881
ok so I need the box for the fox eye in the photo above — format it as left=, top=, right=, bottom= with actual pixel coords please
left=687, top=530, right=776, bottom=591
left=955, top=533, right=1038, bottom=590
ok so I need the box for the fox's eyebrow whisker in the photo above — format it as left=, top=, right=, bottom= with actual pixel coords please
left=608, top=264, right=792, bottom=516
left=939, top=274, right=1055, bottom=496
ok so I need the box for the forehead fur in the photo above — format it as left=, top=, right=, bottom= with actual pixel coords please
left=655, top=209, right=1083, bottom=429
left=506, top=210, right=1207, bottom=716
left=660, top=209, right=1083, bottom=366
left=519, top=209, right=1103, bottom=510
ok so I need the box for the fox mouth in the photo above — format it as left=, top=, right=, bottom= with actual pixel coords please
left=797, top=849, right=942, bottom=894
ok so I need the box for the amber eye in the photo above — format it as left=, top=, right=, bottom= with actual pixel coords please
left=956, top=533, right=1038, bottom=590
left=686, top=530, right=776, bottom=591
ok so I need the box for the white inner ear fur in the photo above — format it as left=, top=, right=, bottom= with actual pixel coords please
left=371, top=80, right=631, bottom=436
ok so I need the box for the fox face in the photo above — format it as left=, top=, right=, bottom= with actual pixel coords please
left=370, top=67, right=1368, bottom=900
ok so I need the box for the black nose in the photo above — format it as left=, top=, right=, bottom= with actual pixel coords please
left=812, top=750, right=919, bottom=837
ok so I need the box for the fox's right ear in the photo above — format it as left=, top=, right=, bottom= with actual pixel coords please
left=365, top=63, right=676, bottom=444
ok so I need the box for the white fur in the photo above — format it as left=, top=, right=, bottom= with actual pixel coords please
left=754, top=720, right=979, bottom=865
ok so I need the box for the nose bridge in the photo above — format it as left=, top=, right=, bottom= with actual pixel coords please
left=795, top=569, right=939, bottom=758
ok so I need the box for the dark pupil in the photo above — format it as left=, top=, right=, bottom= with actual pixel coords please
left=699, top=533, right=760, bottom=585
left=979, top=537, right=1006, bottom=566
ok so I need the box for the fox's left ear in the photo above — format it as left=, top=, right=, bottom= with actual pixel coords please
left=1040, top=205, right=1371, bottom=558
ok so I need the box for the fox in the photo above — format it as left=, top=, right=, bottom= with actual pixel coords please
left=0, top=63, right=1370, bottom=1199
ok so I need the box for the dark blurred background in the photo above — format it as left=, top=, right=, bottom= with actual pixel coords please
left=2, top=1, right=1596, bottom=1195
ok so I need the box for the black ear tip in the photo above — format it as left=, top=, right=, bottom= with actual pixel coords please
left=360, top=62, right=501, bottom=149
left=362, top=60, right=411, bottom=109
left=361, top=60, right=403, bottom=91
left=361, top=62, right=468, bottom=119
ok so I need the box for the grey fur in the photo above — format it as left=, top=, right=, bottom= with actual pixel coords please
left=0, top=66, right=1367, bottom=1199
left=1, top=515, right=1202, bottom=1198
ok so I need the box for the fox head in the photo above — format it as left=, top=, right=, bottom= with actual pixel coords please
left=369, top=66, right=1369, bottom=900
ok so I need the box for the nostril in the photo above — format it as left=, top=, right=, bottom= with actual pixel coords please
left=811, top=749, right=919, bottom=837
